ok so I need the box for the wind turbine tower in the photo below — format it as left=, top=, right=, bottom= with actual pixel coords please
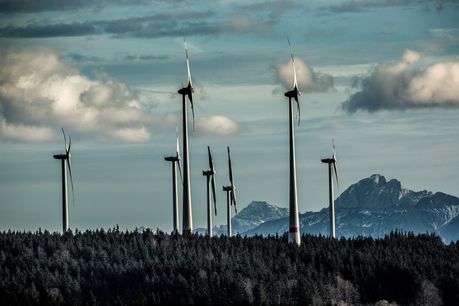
left=202, top=146, right=217, bottom=236
left=284, top=38, right=301, bottom=246
left=177, top=39, right=195, bottom=234
left=321, top=141, right=340, bottom=238
left=222, top=147, right=237, bottom=237
left=53, top=129, right=74, bottom=233
left=164, top=132, right=182, bottom=234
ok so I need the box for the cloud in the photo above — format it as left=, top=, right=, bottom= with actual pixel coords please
left=0, top=119, right=54, bottom=142
left=0, top=49, right=152, bottom=142
left=0, top=0, right=183, bottom=13
left=195, top=116, right=239, bottom=135
left=320, top=0, right=456, bottom=14
left=342, top=49, right=459, bottom=113
left=111, top=127, right=150, bottom=142
left=0, top=23, right=99, bottom=38
left=0, top=1, right=299, bottom=39
left=277, top=57, right=334, bottom=93
left=0, top=11, right=220, bottom=39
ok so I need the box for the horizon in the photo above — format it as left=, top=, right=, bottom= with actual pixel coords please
left=1, top=0, right=459, bottom=233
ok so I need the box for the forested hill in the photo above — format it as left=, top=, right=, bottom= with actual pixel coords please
left=1, top=230, right=458, bottom=305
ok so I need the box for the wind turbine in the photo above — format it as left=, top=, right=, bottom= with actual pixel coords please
left=284, top=38, right=301, bottom=246
left=177, top=38, right=195, bottom=234
left=222, top=146, right=237, bottom=237
left=321, top=140, right=340, bottom=238
left=53, top=128, right=74, bottom=233
left=202, top=146, right=217, bottom=236
left=164, top=130, right=183, bottom=234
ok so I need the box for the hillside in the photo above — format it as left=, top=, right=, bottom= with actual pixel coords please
left=0, top=230, right=458, bottom=305
left=196, top=201, right=288, bottom=235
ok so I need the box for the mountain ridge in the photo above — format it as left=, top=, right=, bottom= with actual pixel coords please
left=228, top=174, right=459, bottom=242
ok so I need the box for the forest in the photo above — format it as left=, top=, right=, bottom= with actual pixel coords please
left=0, top=229, right=458, bottom=305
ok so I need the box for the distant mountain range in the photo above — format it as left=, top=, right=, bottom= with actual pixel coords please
left=202, top=174, right=459, bottom=242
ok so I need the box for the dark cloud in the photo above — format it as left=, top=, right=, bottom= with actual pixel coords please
left=0, top=11, right=222, bottom=38
left=342, top=50, right=459, bottom=113
left=321, top=0, right=455, bottom=14
left=0, top=0, right=183, bottom=13
left=0, top=22, right=99, bottom=38
left=0, top=0, right=93, bottom=13
left=123, top=54, right=169, bottom=61
left=66, top=53, right=104, bottom=62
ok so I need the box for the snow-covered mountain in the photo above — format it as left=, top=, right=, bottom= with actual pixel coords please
left=241, top=174, right=459, bottom=242
left=196, top=201, right=288, bottom=236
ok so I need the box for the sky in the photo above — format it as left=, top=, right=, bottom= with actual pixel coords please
left=1, top=0, right=459, bottom=233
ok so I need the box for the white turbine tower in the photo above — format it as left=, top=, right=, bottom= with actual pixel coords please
left=321, top=140, right=340, bottom=238
left=177, top=38, right=195, bottom=234
left=283, top=38, right=301, bottom=246
left=53, top=128, right=74, bottom=233
left=164, top=130, right=183, bottom=234
left=222, top=147, right=237, bottom=237
left=202, top=146, right=217, bottom=236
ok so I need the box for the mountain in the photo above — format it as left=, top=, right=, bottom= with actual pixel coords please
left=242, top=174, right=459, bottom=242
left=195, top=201, right=288, bottom=236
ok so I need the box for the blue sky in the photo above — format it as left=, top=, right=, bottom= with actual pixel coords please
left=1, top=0, right=459, bottom=232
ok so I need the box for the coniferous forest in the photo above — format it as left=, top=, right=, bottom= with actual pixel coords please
left=0, top=230, right=458, bottom=305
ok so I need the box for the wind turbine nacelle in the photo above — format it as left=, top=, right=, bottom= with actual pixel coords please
left=321, top=157, right=336, bottom=164
left=165, top=156, right=179, bottom=162
left=178, top=84, right=193, bottom=95
left=284, top=88, right=300, bottom=99
left=202, top=170, right=215, bottom=176
left=223, top=185, right=233, bottom=192
left=53, top=154, right=67, bottom=160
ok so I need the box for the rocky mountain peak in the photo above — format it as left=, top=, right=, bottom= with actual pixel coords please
left=370, top=174, right=386, bottom=185
left=236, top=201, right=287, bottom=221
left=338, top=174, right=409, bottom=208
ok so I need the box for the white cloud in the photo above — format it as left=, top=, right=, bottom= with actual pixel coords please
left=0, top=119, right=54, bottom=142
left=0, top=49, right=152, bottom=142
left=195, top=116, right=239, bottom=135
left=277, top=57, right=334, bottom=93
left=343, top=49, right=459, bottom=112
left=112, top=127, right=150, bottom=143
left=408, top=62, right=459, bottom=105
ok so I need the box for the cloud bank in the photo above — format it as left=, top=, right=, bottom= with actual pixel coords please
left=0, top=49, right=151, bottom=142
left=342, top=50, right=459, bottom=113
left=277, top=57, right=334, bottom=93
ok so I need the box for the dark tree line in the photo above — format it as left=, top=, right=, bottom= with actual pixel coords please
left=0, top=229, right=458, bottom=305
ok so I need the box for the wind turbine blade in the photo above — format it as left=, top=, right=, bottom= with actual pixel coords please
left=188, top=93, right=195, bottom=132
left=332, top=138, right=336, bottom=159
left=207, top=146, right=213, bottom=171
left=67, top=159, right=75, bottom=207
left=211, top=175, right=217, bottom=215
left=61, top=128, right=67, bottom=151
left=176, top=129, right=183, bottom=183
left=232, top=191, right=237, bottom=214
left=295, top=97, right=300, bottom=126
left=333, top=162, right=340, bottom=196
left=208, top=146, right=217, bottom=213
left=177, top=160, right=183, bottom=183
left=176, top=128, right=181, bottom=160
left=184, top=38, right=192, bottom=87
left=227, top=147, right=233, bottom=185
left=67, top=136, right=71, bottom=155
left=287, top=37, right=298, bottom=89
